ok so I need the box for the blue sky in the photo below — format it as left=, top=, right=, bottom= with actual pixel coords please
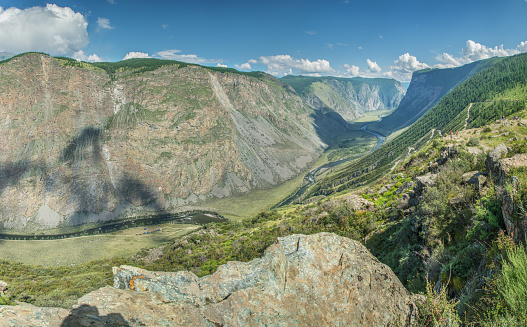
left=1, top=0, right=527, bottom=81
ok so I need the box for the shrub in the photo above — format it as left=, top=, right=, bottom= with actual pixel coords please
left=497, top=245, right=527, bottom=322
left=417, top=279, right=460, bottom=326
left=467, top=137, right=480, bottom=146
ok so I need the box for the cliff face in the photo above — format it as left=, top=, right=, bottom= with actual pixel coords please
left=371, top=58, right=499, bottom=134
left=0, top=54, right=324, bottom=230
left=282, top=75, right=406, bottom=122
left=0, top=233, right=422, bottom=326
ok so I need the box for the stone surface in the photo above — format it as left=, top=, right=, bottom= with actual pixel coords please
left=413, top=173, right=437, bottom=196
left=462, top=171, right=487, bottom=190
left=485, top=143, right=509, bottom=183
left=0, top=233, right=423, bottom=326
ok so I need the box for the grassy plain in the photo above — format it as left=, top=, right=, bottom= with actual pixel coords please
left=0, top=223, right=198, bottom=266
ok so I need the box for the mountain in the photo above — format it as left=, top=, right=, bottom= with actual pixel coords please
left=0, top=53, right=326, bottom=231
left=369, top=58, right=501, bottom=135
left=281, top=75, right=406, bottom=122
left=305, top=52, right=527, bottom=198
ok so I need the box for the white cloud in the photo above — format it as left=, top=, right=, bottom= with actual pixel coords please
left=107, top=0, right=116, bottom=4
left=343, top=64, right=360, bottom=76
left=254, top=55, right=335, bottom=76
left=436, top=40, right=527, bottom=68
left=248, top=59, right=258, bottom=64
left=123, top=52, right=150, bottom=60
left=97, top=17, right=114, bottom=30
left=161, top=24, right=169, bottom=29
left=379, top=35, right=383, bottom=39
left=235, top=63, right=251, bottom=70
left=155, top=49, right=224, bottom=64
left=366, top=59, right=382, bottom=72
left=306, top=31, right=317, bottom=35
left=358, top=46, right=363, bottom=50
left=0, top=4, right=88, bottom=55
left=386, top=53, right=429, bottom=81
left=216, top=63, right=228, bottom=68
left=72, top=50, right=102, bottom=62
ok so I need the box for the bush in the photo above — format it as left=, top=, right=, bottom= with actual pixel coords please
left=497, top=245, right=527, bottom=322
left=417, top=279, right=460, bottom=326
left=467, top=137, right=481, bottom=146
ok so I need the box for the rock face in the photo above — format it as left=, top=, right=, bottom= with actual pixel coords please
left=0, top=233, right=422, bottom=326
left=371, top=58, right=497, bottom=133
left=486, top=144, right=527, bottom=242
left=0, top=54, right=326, bottom=230
left=282, top=75, right=406, bottom=122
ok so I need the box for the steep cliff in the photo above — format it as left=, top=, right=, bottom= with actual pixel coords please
left=0, top=233, right=423, bottom=326
left=282, top=75, right=406, bottom=122
left=370, top=58, right=500, bottom=135
left=0, top=54, right=325, bottom=230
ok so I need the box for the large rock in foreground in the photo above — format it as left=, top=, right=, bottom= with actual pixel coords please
left=0, top=233, right=422, bottom=326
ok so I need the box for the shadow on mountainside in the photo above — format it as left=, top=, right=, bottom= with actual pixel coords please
left=0, top=126, right=164, bottom=230
left=311, top=107, right=354, bottom=146
left=60, top=304, right=130, bottom=327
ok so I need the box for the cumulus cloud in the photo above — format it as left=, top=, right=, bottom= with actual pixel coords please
left=235, top=63, right=251, bottom=70
left=343, top=64, right=360, bottom=76
left=436, top=40, right=527, bottom=68
left=123, top=52, right=150, bottom=60
left=0, top=4, right=88, bottom=55
left=366, top=59, right=381, bottom=72
left=386, top=53, right=429, bottom=81
left=97, top=17, right=114, bottom=30
left=155, top=49, right=224, bottom=64
left=72, top=50, right=102, bottom=62
left=252, top=55, right=334, bottom=76
left=216, top=63, right=228, bottom=68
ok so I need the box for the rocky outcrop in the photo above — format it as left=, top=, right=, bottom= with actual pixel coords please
left=0, top=233, right=423, bottom=326
left=0, top=54, right=326, bottom=231
left=485, top=143, right=509, bottom=182
left=0, top=280, right=7, bottom=296
left=485, top=144, right=527, bottom=242
left=462, top=171, right=487, bottom=191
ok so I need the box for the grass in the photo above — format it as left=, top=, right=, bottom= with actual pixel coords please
left=204, top=154, right=330, bottom=220
left=0, top=223, right=198, bottom=266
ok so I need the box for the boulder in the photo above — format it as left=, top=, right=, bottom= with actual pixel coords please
left=414, top=173, right=437, bottom=196
left=485, top=143, right=508, bottom=182
left=462, top=171, right=487, bottom=190
left=0, top=233, right=423, bottom=326
left=0, top=280, right=7, bottom=296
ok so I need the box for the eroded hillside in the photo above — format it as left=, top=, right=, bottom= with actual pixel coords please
left=0, top=54, right=324, bottom=230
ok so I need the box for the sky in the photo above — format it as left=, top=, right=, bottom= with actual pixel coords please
left=1, top=0, right=527, bottom=82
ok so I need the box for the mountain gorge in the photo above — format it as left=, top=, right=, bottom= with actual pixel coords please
left=369, top=57, right=501, bottom=135
left=0, top=54, right=327, bottom=231
left=281, top=75, right=406, bottom=122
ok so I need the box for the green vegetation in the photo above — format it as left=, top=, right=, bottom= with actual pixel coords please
left=371, top=57, right=502, bottom=134
left=306, top=52, right=527, bottom=199
left=0, top=224, right=198, bottom=266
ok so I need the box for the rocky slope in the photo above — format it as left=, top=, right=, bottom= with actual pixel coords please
left=0, top=233, right=423, bottom=326
left=282, top=75, right=406, bottom=122
left=0, top=54, right=325, bottom=231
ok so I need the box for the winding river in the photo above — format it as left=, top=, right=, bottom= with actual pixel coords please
left=0, top=212, right=226, bottom=240
left=276, top=120, right=385, bottom=207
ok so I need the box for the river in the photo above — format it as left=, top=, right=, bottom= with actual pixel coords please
left=0, top=212, right=226, bottom=240
left=275, top=120, right=385, bottom=207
